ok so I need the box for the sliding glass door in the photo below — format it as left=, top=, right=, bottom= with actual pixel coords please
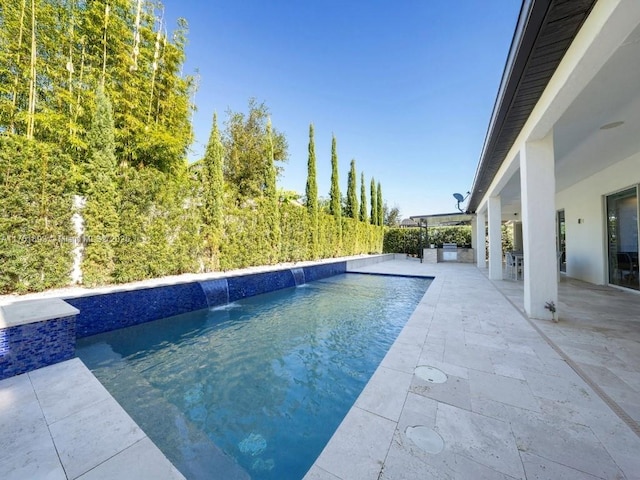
left=606, top=186, right=639, bottom=290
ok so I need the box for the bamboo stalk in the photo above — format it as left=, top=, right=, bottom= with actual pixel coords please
left=101, top=3, right=110, bottom=86
left=147, top=7, right=164, bottom=123
left=26, top=0, right=37, bottom=139
left=67, top=1, right=75, bottom=136
left=131, top=0, right=142, bottom=70
left=73, top=37, right=85, bottom=132
left=10, top=0, right=27, bottom=135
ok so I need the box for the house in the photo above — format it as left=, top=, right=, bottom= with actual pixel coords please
left=399, top=218, right=419, bottom=228
left=467, top=0, right=640, bottom=318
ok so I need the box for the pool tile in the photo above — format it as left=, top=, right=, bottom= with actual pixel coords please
left=379, top=339, right=422, bottom=374
left=355, top=366, right=412, bottom=422
left=453, top=454, right=521, bottom=480
left=0, top=433, right=66, bottom=480
left=380, top=437, right=457, bottom=480
left=434, top=403, right=525, bottom=479
left=29, top=358, right=111, bottom=424
left=312, top=406, right=395, bottom=480
left=510, top=410, right=624, bottom=478
left=0, top=395, right=48, bottom=460
left=302, top=465, right=342, bottom=480
left=0, top=372, right=35, bottom=409
left=410, top=373, right=472, bottom=412
left=468, top=369, right=540, bottom=412
left=76, top=438, right=185, bottom=480
left=520, top=451, right=602, bottom=480
left=49, top=396, right=145, bottom=479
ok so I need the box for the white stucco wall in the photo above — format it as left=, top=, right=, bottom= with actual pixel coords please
left=556, top=150, right=640, bottom=285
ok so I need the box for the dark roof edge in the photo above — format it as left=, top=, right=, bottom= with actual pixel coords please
left=467, top=0, right=552, bottom=213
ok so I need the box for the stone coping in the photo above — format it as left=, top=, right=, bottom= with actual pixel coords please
left=0, top=297, right=79, bottom=328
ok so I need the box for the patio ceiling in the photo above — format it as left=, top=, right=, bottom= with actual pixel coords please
left=467, top=0, right=597, bottom=213
left=490, top=19, right=640, bottom=220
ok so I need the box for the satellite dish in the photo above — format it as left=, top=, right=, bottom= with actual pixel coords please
left=452, top=192, right=470, bottom=212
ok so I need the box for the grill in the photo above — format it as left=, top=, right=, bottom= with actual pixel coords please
left=442, top=243, right=458, bottom=261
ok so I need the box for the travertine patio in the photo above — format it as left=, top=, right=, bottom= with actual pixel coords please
left=306, top=258, right=640, bottom=479
left=2, top=257, right=639, bottom=479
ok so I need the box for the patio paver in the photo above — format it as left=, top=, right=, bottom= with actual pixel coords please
left=1, top=256, right=640, bottom=479
left=306, top=258, right=640, bottom=480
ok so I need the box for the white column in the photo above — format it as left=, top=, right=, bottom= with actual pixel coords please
left=520, top=132, right=558, bottom=319
left=475, top=211, right=486, bottom=268
left=470, top=217, right=477, bottom=264
left=488, top=196, right=502, bottom=280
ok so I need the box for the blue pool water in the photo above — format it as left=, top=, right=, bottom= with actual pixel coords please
left=76, top=273, right=430, bottom=480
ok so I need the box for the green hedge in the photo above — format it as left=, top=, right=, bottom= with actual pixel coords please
left=0, top=136, right=74, bottom=293
left=384, top=225, right=514, bottom=258
left=0, top=140, right=383, bottom=293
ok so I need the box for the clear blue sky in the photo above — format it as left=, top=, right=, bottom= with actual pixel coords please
left=162, top=1, right=522, bottom=218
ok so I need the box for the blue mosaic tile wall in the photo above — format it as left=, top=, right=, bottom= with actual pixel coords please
left=0, top=315, right=76, bottom=381
left=66, top=261, right=348, bottom=340
left=0, top=260, right=354, bottom=380
left=68, top=282, right=208, bottom=338
left=303, top=261, right=347, bottom=282
left=227, top=269, right=296, bottom=302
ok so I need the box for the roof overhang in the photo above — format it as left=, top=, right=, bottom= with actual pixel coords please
left=467, top=0, right=597, bottom=213
left=410, top=212, right=474, bottom=227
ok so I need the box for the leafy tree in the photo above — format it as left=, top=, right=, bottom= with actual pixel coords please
left=345, top=159, right=358, bottom=220
left=263, top=118, right=281, bottom=262
left=305, top=123, right=319, bottom=257
left=359, top=171, right=368, bottom=223
left=377, top=182, right=384, bottom=226
left=384, top=203, right=401, bottom=226
left=82, top=85, right=119, bottom=286
left=223, top=98, right=288, bottom=202
left=370, top=177, right=377, bottom=225
left=201, top=112, right=224, bottom=270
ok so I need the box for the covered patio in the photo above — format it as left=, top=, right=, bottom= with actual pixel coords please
left=468, top=0, right=640, bottom=319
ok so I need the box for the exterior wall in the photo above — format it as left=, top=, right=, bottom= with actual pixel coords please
left=556, top=150, right=640, bottom=285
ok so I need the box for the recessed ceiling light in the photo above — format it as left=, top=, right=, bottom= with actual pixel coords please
left=600, top=121, right=624, bottom=130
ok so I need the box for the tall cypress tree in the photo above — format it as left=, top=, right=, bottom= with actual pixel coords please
left=305, top=123, right=319, bottom=257
left=201, top=112, right=224, bottom=270
left=82, top=85, right=119, bottom=285
left=359, top=171, right=368, bottom=223
left=329, top=135, right=341, bottom=218
left=377, top=182, right=384, bottom=226
left=346, top=159, right=358, bottom=220
left=370, top=177, right=377, bottom=226
left=329, top=134, right=342, bottom=249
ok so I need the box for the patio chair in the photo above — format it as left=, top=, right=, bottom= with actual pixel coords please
left=617, top=252, right=635, bottom=283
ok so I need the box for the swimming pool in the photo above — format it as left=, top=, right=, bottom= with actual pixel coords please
left=76, top=273, right=430, bottom=479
